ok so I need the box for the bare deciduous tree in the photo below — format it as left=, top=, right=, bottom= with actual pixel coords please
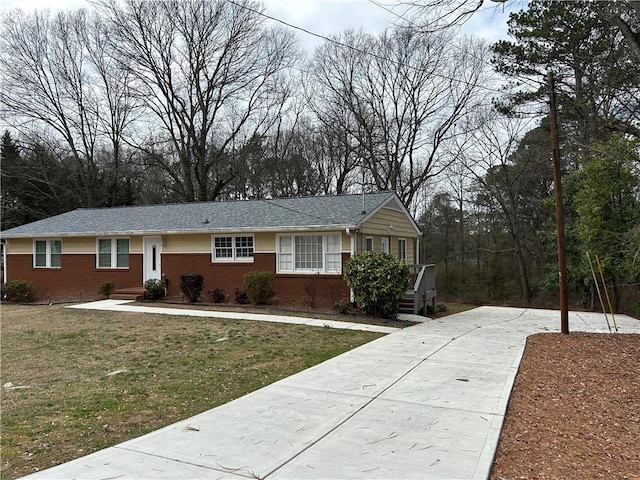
left=99, top=0, right=298, bottom=202
left=0, top=9, right=140, bottom=207
left=1, top=10, right=94, bottom=206
left=455, top=109, right=543, bottom=303
left=308, top=28, right=490, bottom=207
left=390, top=0, right=505, bottom=32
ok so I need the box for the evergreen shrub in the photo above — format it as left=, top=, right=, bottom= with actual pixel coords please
left=243, top=271, right=275, bottom=304
left=234, top=288, right=250, bottom=304
left=344, top=252, right=409, bottom=318
left=209, top=288, right=226, bottom=303
left=144, top=278, right=165, bottom=300
left=180, top=273, right=203, bottom=302
left=4, top=280, right=35, bottom=303
left=98, top=281, right=115, bottom=298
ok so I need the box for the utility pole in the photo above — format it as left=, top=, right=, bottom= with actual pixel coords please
left=548, top=71, right=569, bottom=334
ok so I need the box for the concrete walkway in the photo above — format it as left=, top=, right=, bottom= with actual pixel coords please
left=22, top=306, right=639, bottom=480
left=67, top=299, right=400, bottom=334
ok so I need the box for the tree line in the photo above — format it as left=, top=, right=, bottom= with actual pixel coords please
left=419, top=0, right=639, bottom=314
left=1, top=0, right=639, bottom=313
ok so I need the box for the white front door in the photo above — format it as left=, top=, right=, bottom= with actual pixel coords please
left=143, top=236, right=162, bottom=283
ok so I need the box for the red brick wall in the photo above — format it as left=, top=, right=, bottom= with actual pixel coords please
left=6, top=253, right=143, bottom=302
left=7, top=252, right=351, bottom=307
left=162, top=253, right=350, bottom=306
left=271, top=253, right=351, bottom=307
left=161, top=253, right=274, bottom=297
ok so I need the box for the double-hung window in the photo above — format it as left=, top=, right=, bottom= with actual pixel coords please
left=381, top=237, right=389, bottom=254
left=277, top=233, right=342, bottom=274
left=212, top=235, right=254, bottom=262
left=34, top=239, right=62, bottom=268
left=398, top=238, right=407, bottom=261
left=97, top=238, right=129, bottom=268
left=365, top=237, right=374, bottom=252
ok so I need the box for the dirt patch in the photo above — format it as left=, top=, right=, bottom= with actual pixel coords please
left=490, top=332, right=640, bottom=480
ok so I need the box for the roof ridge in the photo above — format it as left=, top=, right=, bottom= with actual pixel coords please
left=73, top=191, right=394, bottom=212
left=1, top=191, right=400, bottom=237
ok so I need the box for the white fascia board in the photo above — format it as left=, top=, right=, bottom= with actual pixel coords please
left=3, top=224, right=360, bottom=239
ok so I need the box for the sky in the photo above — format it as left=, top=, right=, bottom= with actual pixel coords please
left=0, top=0, right=522, bottom=50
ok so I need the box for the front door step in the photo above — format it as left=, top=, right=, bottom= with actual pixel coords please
left=110, top=286, right=145, bottom=301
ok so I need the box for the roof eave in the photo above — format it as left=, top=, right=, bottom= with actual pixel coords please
left=1, top=224, right=361, bottom=239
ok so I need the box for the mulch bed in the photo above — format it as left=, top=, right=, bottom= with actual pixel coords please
left=490, top=332, right=640, bottom=480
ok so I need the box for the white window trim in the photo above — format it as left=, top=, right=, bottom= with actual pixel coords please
left=398, top=238, right=407, bottom=261
left=96, top=237, right=130, bottom=269
left=33, top=239, right=62, bottom=269
left=381, top=237, right=389, bottom=254
left=211, top=234, right=255, bottom=263
left=277, top=233, right=342, bottom=274
left=365, top=236, right=374, bottom=252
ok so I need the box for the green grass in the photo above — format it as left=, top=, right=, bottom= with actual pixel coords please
left=0, top=304, right=383, bottom=479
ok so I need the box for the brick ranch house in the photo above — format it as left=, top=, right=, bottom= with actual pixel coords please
left=1, top=191, right=434, bottom=310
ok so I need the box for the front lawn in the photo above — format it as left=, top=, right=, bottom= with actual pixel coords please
left=0, top=304, right=383, bottom=479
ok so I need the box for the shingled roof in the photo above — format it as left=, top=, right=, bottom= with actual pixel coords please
left=1, top=192, right=418, bottom=238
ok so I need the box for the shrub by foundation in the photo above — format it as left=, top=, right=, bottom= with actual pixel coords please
left=234, top=288, right=249, bottom=304
left=144, top=278, right=166, bottom=300
left=98, top=281, right=115, bottom=298
left=180, top=273, right=203, bottom=302
left=243, top=271, right=275, bottom=304
left=4, top=280, right=35, bottom=303
left=209, top=288, right=226, bottom=303
left=344, top=252, right=409, bottom=319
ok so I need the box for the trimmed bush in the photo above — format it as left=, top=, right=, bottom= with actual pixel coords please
left=209, top=288, right=226, bottom=303
left=344, top=252, right=409, bottom=318
left=179, top=273, right=203, bottom=303
left=334, top=300, right=355, bottom=315
left=144, top=278, right=166, bottom=300
left=98, top=281, right=115, bottom=298
left=234, top=288, right=249, bottom=304
left=4, top=280, right=35, bottom=303
left=243, top=271, right=275, bottom=304
left=303, top=273, right=320, bottom=308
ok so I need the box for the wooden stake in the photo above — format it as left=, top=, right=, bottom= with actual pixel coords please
left=595, top=254, right=618, bottom=332
left=586, top=252, right=611, bottom=333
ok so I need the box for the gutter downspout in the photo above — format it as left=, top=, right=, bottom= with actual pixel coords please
left=345, top=228, right=356, bottom=302
left=1, top=240, right=6, bottom=285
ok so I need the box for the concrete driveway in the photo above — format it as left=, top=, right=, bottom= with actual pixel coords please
left=20, top=306, right=639, bottom=479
